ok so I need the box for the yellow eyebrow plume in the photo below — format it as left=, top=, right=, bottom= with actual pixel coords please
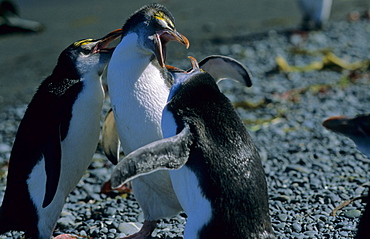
left=73, top=39, right=94, bottom=48
left=154, top=11, right=174, bottom=28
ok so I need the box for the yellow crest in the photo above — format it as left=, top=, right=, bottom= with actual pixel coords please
left=154, top=11, right=174, bottom=28
left=154, top=11, right=165, bottom=20
left=72, top=39, right=94, bottom=48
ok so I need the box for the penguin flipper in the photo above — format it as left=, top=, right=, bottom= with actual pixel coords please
left=110, top=126, right=193, bottom=189
left=198, top=55, right=253, bottom=87
left=42, top=127, right=62, bottom=208
left=102, top=108, right=121, bottom=165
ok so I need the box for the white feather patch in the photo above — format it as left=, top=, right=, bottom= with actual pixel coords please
left=170, top=167, right=213, bottom=239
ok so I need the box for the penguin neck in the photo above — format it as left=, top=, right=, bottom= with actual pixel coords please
left=109, top=33, right=164, bottom=86
left=79, top=72, right=105, bottom=104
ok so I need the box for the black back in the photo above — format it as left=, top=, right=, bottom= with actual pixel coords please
left=167, top=72, right=275, bottom=238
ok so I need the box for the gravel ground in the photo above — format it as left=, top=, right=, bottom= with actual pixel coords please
left=1, top=18, right=370, bottom=239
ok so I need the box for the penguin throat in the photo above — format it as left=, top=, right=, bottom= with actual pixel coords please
left=110, top=33, right=154, bottom=83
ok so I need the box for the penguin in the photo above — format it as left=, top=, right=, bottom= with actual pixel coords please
left=106, top=4, right=253, bottom=238
left=322, top=114, right=370, bottom=239
left=110, top=57, right=275, bottom=239
left=107, top=4, right=189, bottom=238
left=0, top=29, right=123, bottom=239
left=297, top=0, right=332, bottom=30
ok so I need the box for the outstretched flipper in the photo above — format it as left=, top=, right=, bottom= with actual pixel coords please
left=198, top=55, right=253, bottom=87
left=110, top=126, right=193, bottom=189
left=102, top=108, right=120, bottom=165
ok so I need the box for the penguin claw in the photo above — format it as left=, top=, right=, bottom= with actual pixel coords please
left=100, top=180, right=132, bottom=194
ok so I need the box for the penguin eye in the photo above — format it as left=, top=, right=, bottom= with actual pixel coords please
left=80, top=46, right=93, bottom=56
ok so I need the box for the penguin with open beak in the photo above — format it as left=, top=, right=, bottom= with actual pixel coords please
left=0, top=29, right=122, bottom=239
left=110, top=57, right=275, bottom=239
left=106, top=4, right=253, bottom=238
left=106, top=4, right=189, bottom=238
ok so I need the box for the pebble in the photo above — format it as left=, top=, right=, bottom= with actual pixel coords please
left=292, top=222, right=302, bottom=233
left=344, top=209, right=362, bottom=219
left=277, top=214, right=288, bottom=222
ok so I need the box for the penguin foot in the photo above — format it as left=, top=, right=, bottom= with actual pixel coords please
left=120, top=220, right=157, bottom=239
left=54, top=234, right=78, bottom=239
left=100, top=180, right=132, bottom=194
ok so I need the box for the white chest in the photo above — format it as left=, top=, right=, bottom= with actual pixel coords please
left=107, top=34, right=169, bottom=153
left=170, top=167, right=213, bottom=239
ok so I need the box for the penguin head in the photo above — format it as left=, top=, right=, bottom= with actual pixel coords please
left=54, top=29, right=123, bottom=78
left=121, top=3, right=189, bottom=67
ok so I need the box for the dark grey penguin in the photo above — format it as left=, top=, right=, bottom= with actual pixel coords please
left=0, top=29, right=122, bottom=239
left=110, top=57, right=275, bottom=239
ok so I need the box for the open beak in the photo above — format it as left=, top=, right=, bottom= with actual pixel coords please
left=154, top=29, right=190, bottom=68
left=92, top=28, right=124, bottom=54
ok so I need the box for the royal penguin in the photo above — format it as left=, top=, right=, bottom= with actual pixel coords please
left=106, top=4, right=253, bottom=238
left=106, top=4, right=189, bottom=237
left=110, top=57, right=275, bottom=239
left=0, top=29, right=123, bottom=239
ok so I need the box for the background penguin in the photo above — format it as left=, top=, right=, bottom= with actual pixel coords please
left=322, top=114, right=370, bottom=239
left=0, top=29, right=122, bottom=239
left=297, top=0, right=332, bottom=30
left=110, top=57, right=275, bottom=239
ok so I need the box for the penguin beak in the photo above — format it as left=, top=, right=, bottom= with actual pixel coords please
left=154, top=29, right=190, bottom=68
left=92, top=29, right=124, bottom=54
left=187, top=56, right=200, bottom=73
